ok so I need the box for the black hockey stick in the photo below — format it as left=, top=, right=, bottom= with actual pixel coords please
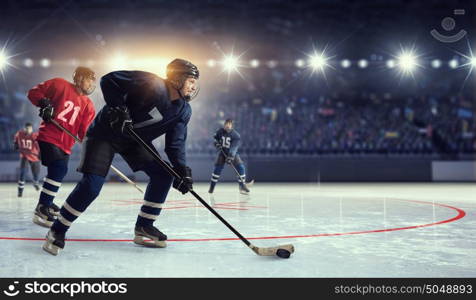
left=125, top=125, right=294, bottom=258
left=219, top=147, right=254, bottom=187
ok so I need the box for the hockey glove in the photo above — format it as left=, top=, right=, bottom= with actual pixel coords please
left=214, top=140, right=222, bottom=149
left=225, top=156, right=234, bottom=164
left=108, top=106, right=132, bottom=134
left=172, top=165, right=193, bottom=194
left=38, top=98, right=54, bottom=122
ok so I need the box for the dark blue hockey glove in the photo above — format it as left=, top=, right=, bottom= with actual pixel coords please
left=214, top=140, right=222, bottom=149
left=38, top=98, right=54, bottom=122
left=225, top=156, right=234, bottom=164
left=108, top=106, right=132, bottom=134
left=173, top=165, right=193, bottom=194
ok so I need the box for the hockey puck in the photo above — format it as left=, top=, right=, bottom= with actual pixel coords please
left=276, top=249, right=291, bottom=259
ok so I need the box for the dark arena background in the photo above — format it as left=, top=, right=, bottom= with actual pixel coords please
left=0, top=0, right=475, bottom=289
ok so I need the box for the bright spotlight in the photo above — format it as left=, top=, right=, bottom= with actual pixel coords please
left=358, top=59, right=368, bottom=68
left=431, top=59, right=442, bottom=69
left=222, top=55, right=239, bottom=72
left=449, top=59, right=459, bottom=69
left=23, top=58, right=34, bottom=68
left=207, top=59, right=216, bottom=68
left=471, top=56, right=476, bottom=67
left=340, top=59, right=351, bottom=68
left=40, top=58, right=51, bottom=68
left=250, top=59, right=260, bottom=68
left=0, top=52, right=8, bottom=70
left=398, top=53, right=417, bottom=72
left=309, top=53, right=327, bottom=70
left=386, top=59, right=396, bottom=68
left=295, top=59, right=305, bottom=68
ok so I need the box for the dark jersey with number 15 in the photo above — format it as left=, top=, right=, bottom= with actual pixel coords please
left=87, top=70, right=192, bottom=168
left=214, top=128, right=241, bottom=157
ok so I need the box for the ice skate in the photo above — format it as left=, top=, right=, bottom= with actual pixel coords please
left=42, top=229, right=65, bottom=256
left=133, top=225, right=167, bottom=248
left=239, top=182, right=250, bottom=195
left=33, top=203, right=55, bottom=228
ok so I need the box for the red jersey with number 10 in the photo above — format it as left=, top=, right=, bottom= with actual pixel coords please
left=14, top=130, right=40, bottom=162
left=27, top=78, right=96, bottom=155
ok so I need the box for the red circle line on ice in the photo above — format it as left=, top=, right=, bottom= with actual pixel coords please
left=0, top=198, right=466, bottom=242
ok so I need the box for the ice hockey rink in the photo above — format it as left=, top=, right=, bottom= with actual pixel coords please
left=0, top=182, right=474, bottom=278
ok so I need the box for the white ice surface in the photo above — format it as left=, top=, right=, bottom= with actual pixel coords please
left=0, top=182, right=474, bottom=277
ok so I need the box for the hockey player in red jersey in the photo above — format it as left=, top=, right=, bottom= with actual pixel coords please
left=27, top=66, right=96, bottom=228
left=13, top=122, right=41, bottom=197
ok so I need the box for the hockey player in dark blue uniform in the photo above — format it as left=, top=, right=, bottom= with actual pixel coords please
left=209, top=119, right=250, bottom=195
left=43, top=59, right=199, bottom=255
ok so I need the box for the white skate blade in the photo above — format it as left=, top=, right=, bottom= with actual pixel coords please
left=42, top=240, right=60, bottom=256
left=239, top=190, right=250, bottom=195
left=32, top=215, right=53, bottom=228
left=133, top=235, right=167, bottom=248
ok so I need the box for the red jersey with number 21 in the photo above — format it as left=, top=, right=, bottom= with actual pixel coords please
left=27, top=78, right=96, bottom=155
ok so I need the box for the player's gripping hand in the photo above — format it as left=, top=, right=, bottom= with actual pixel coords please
left=38, top=98, right=54, bottom=122
left=173, top=165, right=193, bottom=194
left=214, top=140, right=222, bottom=149
left=225, top=156, right=234, bottom=164
left=108, top=106, right=132, bottom=134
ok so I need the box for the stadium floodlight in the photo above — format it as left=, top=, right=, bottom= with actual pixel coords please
left=40, top=58, right=51, bottom=68
left=0, top=51, right=8, bottom=70
left=340, top=59, right=351, bottom=68
left=390, top=45, right=423, bottom=79
left=431, top=59, right=442, bottom=69
left=358, top=59, right=368, bottom=68
left=470, top=56, right=476, bottom=67
left=250, top=59, right=260, bottom=68
left=295, top=59, right=305, bottom=68
left=222, top=55, right=239, bottom=72
left=386, top=59, right=396, bottom=69
left=398, top=52, right=417, bottom=72
left=23, top=58, right=34, bottom=68
left=309, top=53, right=328, bottom=71
left=449, top=59, right=459, bottom=69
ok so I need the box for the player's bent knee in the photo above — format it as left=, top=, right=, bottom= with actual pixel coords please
left=48, top=159, right=69, bottom=179
left=81, top=173, right=106, bottom=199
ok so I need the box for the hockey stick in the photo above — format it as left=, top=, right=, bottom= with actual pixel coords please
left=219, top=147, right=254, bottom=187
left=50, top=119, right=144, bottom=194
left=125, top=125, right=294, bottom=258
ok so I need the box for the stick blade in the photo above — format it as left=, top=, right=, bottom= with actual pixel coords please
left=250, top=244, right=295, bottom=256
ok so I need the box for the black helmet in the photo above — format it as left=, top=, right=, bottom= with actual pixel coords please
left=166, top=58, right=199, bottom=81
left=166, top=58, right=200, bottom=101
